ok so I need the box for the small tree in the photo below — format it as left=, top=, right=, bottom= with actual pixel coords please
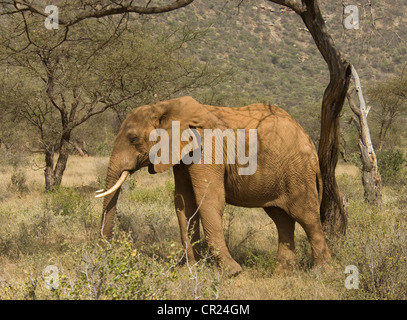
left=367, top=69, right=407, bottom=151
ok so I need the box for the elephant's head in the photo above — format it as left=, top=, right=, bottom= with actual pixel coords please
left=96, top=96, right=219, bottom=240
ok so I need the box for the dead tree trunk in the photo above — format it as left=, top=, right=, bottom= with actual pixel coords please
left=346, top=65, right=382, bottom=206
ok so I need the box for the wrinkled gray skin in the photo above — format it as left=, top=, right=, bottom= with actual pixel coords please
left=100, top=96, right=331, bottom=276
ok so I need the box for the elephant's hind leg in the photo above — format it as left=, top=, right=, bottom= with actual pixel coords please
left=264, top=207, right=296, bottom=273
left=298, top=218, right=331, bottom=266
left=290, top=203, right=331, bottom=267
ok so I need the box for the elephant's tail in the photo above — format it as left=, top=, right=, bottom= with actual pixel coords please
left=316, top=164, right=323, bottom=206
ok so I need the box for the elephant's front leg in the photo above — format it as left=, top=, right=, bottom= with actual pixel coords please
left=173, top=166, right=201, bottom=265
left=189, top=166, right=242, bottom=276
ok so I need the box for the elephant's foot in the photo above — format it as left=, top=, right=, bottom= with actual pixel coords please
left=312, top=246, right=332, bottom=267
left=274, top=242, right=296, bottom=275
left=274, top=260, right=296, bottom=275
left=220, top=257, right=242, bottom=277
left=312, top=253, right=334, bottom=275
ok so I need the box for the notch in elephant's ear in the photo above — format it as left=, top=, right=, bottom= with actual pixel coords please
left=149, top=97, right=210, bottom=174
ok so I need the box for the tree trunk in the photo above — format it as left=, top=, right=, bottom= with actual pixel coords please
left=378, top=128, right=385, bottom=151
left=44, top=133, right=71, bottom=191
left=298, top=1, right=351, bottom=236
left=44, top=148, right=56, bottom=190
left=347, top=65, right=382, bottom=206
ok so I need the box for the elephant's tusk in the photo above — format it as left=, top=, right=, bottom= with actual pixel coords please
left=95, top=189, right=105, bottom=194
left=95, top=171, right=130, bottom=198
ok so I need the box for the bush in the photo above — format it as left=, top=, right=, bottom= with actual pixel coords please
left=57, top=233, right=178, bottom=300
left=377, top=149, right=407, bottom=184
left=9, top=167, right=28, bottom=194
left=43, top=187, right=85, bottom=216
left=0, top=210, right=55, bottom=260
left=336, top=200, right=407, bottom=299
left=41, top=186, right=98, bottom=242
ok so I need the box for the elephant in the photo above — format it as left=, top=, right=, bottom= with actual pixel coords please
left=96, top=96, right=331, bottom=276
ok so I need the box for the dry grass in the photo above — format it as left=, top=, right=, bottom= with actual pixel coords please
left=335, top=162, right=359, bottom=178
left=0, top=156, right=406, bottom=300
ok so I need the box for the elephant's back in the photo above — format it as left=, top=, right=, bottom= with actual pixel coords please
left=205, top=103, right=302, bottom=131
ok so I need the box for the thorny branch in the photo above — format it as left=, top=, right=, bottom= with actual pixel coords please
left=1, top=0, right=195, bottom=26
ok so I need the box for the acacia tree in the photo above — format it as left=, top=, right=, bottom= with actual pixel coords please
left=367, top=70, right=407, bottom=151
left=0, top=1, right=224, bottom=190
left=2, top=21, right=140, bottom=189
left=1, top=0, right=350, bottom=234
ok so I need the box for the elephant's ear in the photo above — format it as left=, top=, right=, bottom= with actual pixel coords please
left=150, top=97, right=209, bottom=173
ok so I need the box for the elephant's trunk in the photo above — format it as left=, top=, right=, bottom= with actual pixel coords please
left=98, top=164, right=130, bottom=241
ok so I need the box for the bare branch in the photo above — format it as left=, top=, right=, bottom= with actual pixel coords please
left=3, top=0, right=195, bottom=26
left=11, top=0, right=49, bottom=19
left=347, top=86, right=362, bottom=117
left=267, top=0, right=306, bottom=14
left=69, top=0, right=194, bottom=26
left=73, top=91, right=140, bottom=128
left=24, top=143, right=45, bottom=154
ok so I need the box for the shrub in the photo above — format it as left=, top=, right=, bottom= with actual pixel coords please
left=43, top=187, right=85, bottom=216
left=336, top=200, right=407, bottom=299
left=377, top=149, right=407, bottom=184
left=0, top=210, right=55, bottom=259
left=9, top=167, right=28, bottom=194
left=56, top=233, right=178, bottom=300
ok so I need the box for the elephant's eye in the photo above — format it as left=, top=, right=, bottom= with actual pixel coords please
left=129, top=135, right=139, bottom=144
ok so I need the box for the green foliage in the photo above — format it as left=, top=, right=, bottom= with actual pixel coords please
left=333, top=172, right=407, bottom=300
left=9, top=167, right=28, bottom=195
left=128, top=186, right=169, bottom=204
left=126, top=180, right=174, bottom=204
left=43, top=187, right=84, bottom=217
left=366, top=69, right=407, bottom=150
left=0, top=6, right=230, bottom=190
left=1, top=0, right=407, bottom=301
left=1, top=164, right=407, bottom=300
left=244, top=251, right=276, bottom=277
left=377, top=149, right=407, bottom=184
left=57, top=233, right=178, bottom=300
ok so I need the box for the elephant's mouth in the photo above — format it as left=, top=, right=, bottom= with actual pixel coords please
left=95, top=153, right=149, bottom=198
left=128, top=167, right=137, bottom=175
left=148, top=164, right=156, bottom=174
